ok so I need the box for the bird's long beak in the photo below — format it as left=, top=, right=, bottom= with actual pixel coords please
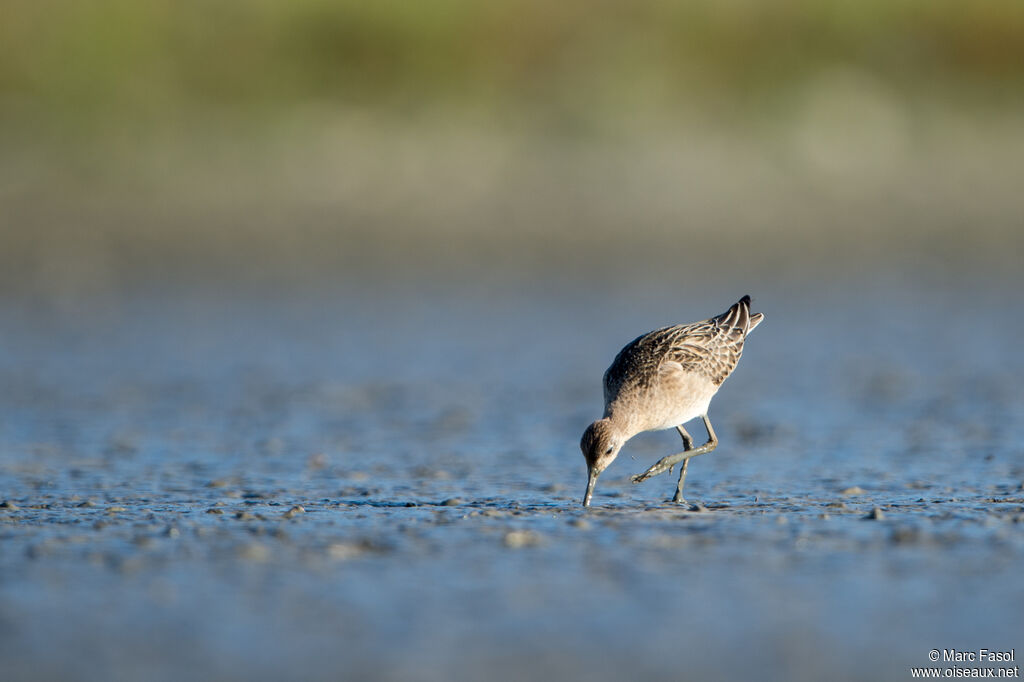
left=583, top=466, right=600, bottom=507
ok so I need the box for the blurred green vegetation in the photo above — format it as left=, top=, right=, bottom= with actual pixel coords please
left=2, top=0, right=1023, bottom=136
left=1, top=1, right=1023, bottom=301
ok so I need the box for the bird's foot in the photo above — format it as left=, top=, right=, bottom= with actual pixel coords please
left=631, top=453, right=681, bottom=483
left=631, top=467, right=663, bottom=484
left=630, top=469, right=654, bottom=484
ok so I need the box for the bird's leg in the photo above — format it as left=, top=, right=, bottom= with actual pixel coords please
left=702, top=414, right=718, bottom=449
left=672, top=426, right=694, bottom=503
left=668, top=426, right=694, bottom=476
left=632, top=415, right=719, bottom=485
left=669, top=426, right=691, bottom=476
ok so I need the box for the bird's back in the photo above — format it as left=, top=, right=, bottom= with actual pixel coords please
left=603, top=296, right=763, bottom=409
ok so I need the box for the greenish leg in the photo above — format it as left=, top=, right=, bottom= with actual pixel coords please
left=672, top=425, right=694, bottom=503
left=632, top=415, right=719, bottom=485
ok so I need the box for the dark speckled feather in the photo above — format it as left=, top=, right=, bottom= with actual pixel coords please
left=603, top=296, right=762, bottom=405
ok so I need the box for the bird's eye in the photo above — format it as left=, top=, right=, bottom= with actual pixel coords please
left=605, top=446, right=614, bottom=455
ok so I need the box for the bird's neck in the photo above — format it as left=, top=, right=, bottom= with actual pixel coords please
left=603, top=409, right=641, bottom=442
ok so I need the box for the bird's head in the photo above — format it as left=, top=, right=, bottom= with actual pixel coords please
left=580, top=418, right=622, bottom=506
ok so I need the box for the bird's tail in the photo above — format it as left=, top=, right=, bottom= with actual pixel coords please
left=723, top=295, right=764, bottom=334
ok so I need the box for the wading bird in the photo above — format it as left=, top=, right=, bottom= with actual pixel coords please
left=581, top=295, right=763, bottom=507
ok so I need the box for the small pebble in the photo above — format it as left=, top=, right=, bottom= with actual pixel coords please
left=890, top=526, right=922, bottom=544
left=327, top=542, right=365, bottom=560
left=568, top=519, right=591, bottom=530
left=864, top=507, right=885, bottom=520
left=106, top=506, right=127, bottom=513
left=283, top=505, right=305, bottom=519
left=235, top=511, right=257, bottom=521
left=164, top=526, right=181, bottom=538
left=841, top=486, right=865, bottom=495
left=0, top=500, right=19, bottom=510
left=688, top=503, right=709, bottom=513
left=115, top=557, right=145, bottom=574
left=237, top=543, right=270, bottom=562
left=77, top=500, right=96, bottom=508
left=206, top=508, right=224, bottom=515
left=503, top=530, right=541, bottom=548
left=440, top=498, right=462, bottom=507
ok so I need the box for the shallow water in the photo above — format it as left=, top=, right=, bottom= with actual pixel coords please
left=1, top=279, right=1022, bottom=681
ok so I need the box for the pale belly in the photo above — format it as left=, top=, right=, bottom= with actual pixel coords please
left=609, top=371, right=719, bottom=434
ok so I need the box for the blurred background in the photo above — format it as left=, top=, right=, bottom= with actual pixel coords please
left=2, top=2, right=1024, bottom=681
left=2, top=0, right=1022, bottom=303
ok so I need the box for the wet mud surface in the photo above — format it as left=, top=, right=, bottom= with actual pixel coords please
left=1, top=282, right=1022, bottom=681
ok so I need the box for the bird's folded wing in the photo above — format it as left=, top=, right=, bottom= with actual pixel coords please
left=664, top=330, right=744, bottom=386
